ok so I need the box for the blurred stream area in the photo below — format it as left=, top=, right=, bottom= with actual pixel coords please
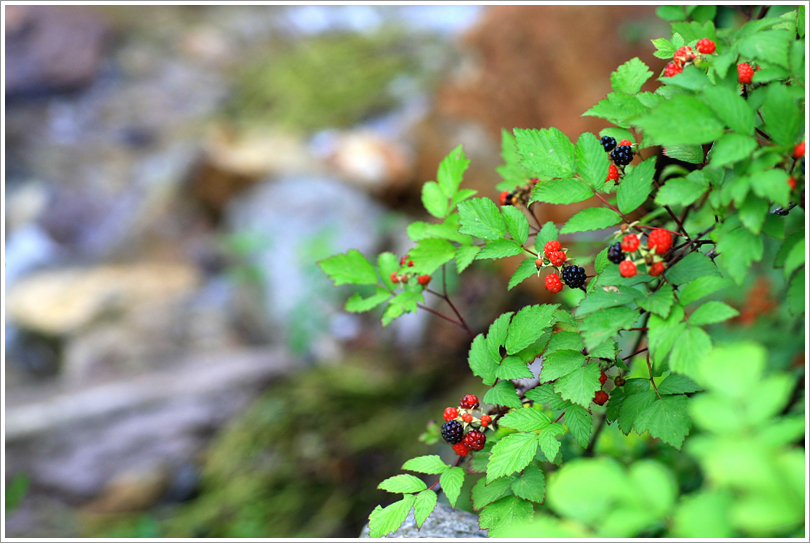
left=4, top=4, right=667, bottom=537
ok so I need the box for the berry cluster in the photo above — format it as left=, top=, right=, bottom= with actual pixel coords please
left=592, top=369, right=611, bottom=406
left=390, top=254, right=431, bottom=286
left=610, top=144, right=634, bottom=167
left=536, top=240, right=588, bottom=293
left=498, top=177, right=539, bottom=208
left=440, top=394, right=492, bottom=456
left=663, top=40, right=715, bottom=78
left=607, top=230, right=669, bottom=278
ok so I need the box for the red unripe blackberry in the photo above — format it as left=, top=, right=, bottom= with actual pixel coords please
left=663, top=62, right=683, bottom=77
left=794, top=141, right=805, bottom=159
left=593, top=391, right=609, bottom=406
left=480, top=415, right=491, bottom=427
left=529, top=177, right=539, bottom=185
left=607, top=242, right=625, bottom=264
left=606, top=164, right=620, bottom=183
left=599, top=370, right=608, bottom=386
left=544, top=240, right=562, bottom=257
left=618, top=139, right=632, bottom=147
left=417, top=275, right=431, bottom=285
left=549, top=251, right=566, bottom=266
left=621, top=234, right=640, bottom=253
left=619, top=260, right=637, bottom=278
left=400, top=255, right=413, bottom=267
left=648, top=261, right=665, bottom=277
left=443, top=407, right=459, bottom=422
left=463, top=430, right=486, bottom=452
left=696, top=38, right=716, bottom=54
left=674, top=46, right=695, bottom=65
left=460, top=394, right=479, bottom=409
left=545, top=273, right=563, bottom=294
left=461, top=413, right=473, bottom=423
left=535, top=258, right=544, bottom=268
left=390, top=272, right=399, bottom=284
left=499, top=190, right=510, bottom=206
left=788, top=177, right=796, bottom=190
left=647, top=229, right=672, bottom=255
left=441, top=420, right=464, bottom=444
left=452, top=443, right=470, bottom=456
left=738, top=62, right=754, bottom=84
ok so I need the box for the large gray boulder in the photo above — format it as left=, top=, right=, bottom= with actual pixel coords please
left=359, top=503, right=487, bottom=538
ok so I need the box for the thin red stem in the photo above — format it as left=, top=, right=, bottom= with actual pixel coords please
left=427, top=455, right=464, bottom=491
left=554, top=412, right=565, bottom=423
left=632, top=224, right=687, bottom=239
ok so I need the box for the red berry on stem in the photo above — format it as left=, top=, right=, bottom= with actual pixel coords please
left=593, top=391, right=609, bottom=406
left=738, top=62, right=754, bottom=84
left=794, top=141, right=805, bottom=159
left=390, top=272, right=399, bottom=284
left=606, top=164, right=620, bottom=182
left=545, top=273, right=563, bottom=294
left=663, top=62, right=683, bottom=77
left=480, top=415, right=491, bottom=427
left=462, top=413, right=473, bottom=423
left=696, top=38, right=716, bottom=54
left=499, top=190, right=510, bottom=206
left=544, top=240, right=562, bottom=257
left=529, top=177, right=539, bottom=185
left=452, top=443, right=470, bottom=456
left=549, top=251, right=566, bottom=267
left=599, top=370, right=608, bottom=386
left=417, top=275, right=431, bottom=285
left=621, top=234, right=640, bottom=253
left=649, top=261, right=665, bottom=277
left=674, top=45, right=695, bottom=65
left=460, top=394, right=479, bottom=409
left=619, top=260, right=637, bottom=278
left=463, top=430, right=487, bottom=452
left=443, top=407, right=459, bottom=422
left=535, top=258, right=544, bottom=268
left=788, top=177, right=797, bottom=191
left=648, top=229, right=672, bottom=255
left=618, top=139, right=632, bottom=147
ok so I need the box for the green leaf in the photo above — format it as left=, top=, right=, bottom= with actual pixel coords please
left=525, top=383, right=569, bottom=410
left=440, top=467, right=465, bottom=508
left=530, top=178, right=594, bottom=205
left=483, top=381, right=523, bottom=409
left=402, top=455, right=450, bottom=475
left=555, top=364, right=602, bottom=407
left=710, top=49, right=738, bottom=79
left=774, top=231, right=804, bottom=268
left=669, top=326, right=711, bottom=377
left=346, top=287, right=391, bottom=313
left=651, top=37, right=676, bottom=58
left=688, top=301, right=739, bottom=327
left=594, top=247, right=610, bottom=274
left=510, top=464, right=546, bottom=504
left=379, top=252, right=400, bottom=290
left=788, top=270, right=805, bottom=316
left=469, top=333, right=498, bottom=386
left=536, top=423, right=566, bottom=462
left=318, top=249, right=378, bottom=285
left=611, top=57, right=653, bottom=94
left=479, top=496, right=534, bottom=533
left=634, top=395, right=691, bottom=449
left=381, top=289, right=424, bottom=326
left=500, top=407, right=552, bottom=433
left=509, top=259, right=539, bottom=291
left=761, top=83, right=803, bottom=146
left=545, top=330, right=583, bottom=354
left=576, top=132, right=610, bottom=190
left=476, top=238, right=525, bottom=260
left=636, top=283, right=674, bottom=318
left=672, top=491, right=735, bottom=538
left=656, top=5, right=686, bottom=21
left=655, top=177, right=706, bottom=207
left=648, top=305, right=686, bottom=366
left=413, top=490, right=437, bottom=529
left=407, top=215, right=472, bottom=244
left=617, top=157, right=656, bottom=214
left=455, top=244, right=480, bottom=273
left=700, top=85, right=754, bottom=136
left=505, top=304, right=558, bottom=354
left=663, top=144, right=704, bottom=164
left=575, top=287, right=640, bottom=317
left=564, top=404, right=593, bottom=448
left=583, top=92, right=649, bottom=125
left=514, top=127, right=576, bottom=178
left=451, top=188, right=478, bottom=208
left=657, top=374, right=702, bottom=395
left=540, top=350, right=586, bottom=382
left=487, top=312, right=513, bottom=362
left=535, top=222, right=559, bottom=252
left=497, top=356, right=534, bottom=380
left=679, top=276, right=732, bottom=306
left=422, top=181, right=450, bottom=219
left=634, top=95, right=725, bottom=145
left=368, top=494, right=415, bottom=538
left=457, top=198, right=506, bottom=241
left=716, top=227, right=764, bottom=285
left=437, top=144, right=469, bottom=198
left=751, top=169, right=791, bottom=208
left=580, top=307, right=640, bottom=352
left=590, top=339, right=618, bottom=360
left=708, top=134, right=758, bottom=168
left=498, top=129, right=532, bottom=185
left=378, top=474, right=428, bottom=494
left=783, top=237, right=805, bottom=279
left=407, top=238, right=457, bottom=276
left=487, top=433, right=540, bottom=483
left=560, top=207, right=622, bottom=234
left=663, top=64, right=710, bottom=91
left=618, top=389, right=656, bottom=435
left=666, top=251, right=721, bottom=285
left=501, top=206, right=530, bottom=245
left=471, top=476, right=514, bottom=511
left=739, top=29, right=791, bottom=69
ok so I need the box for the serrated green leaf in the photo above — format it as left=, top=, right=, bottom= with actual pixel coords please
left=483, top=381, right=523, bottom=409
left=560, top=207, right=622, bottom=234
left=774, top=231, right=804, bottom=268
left=564, top=404, right=593, bottom=448
left=536, top=423, right=566, bottom=461
left=618, top=389, right=656, bottom=435
left=439, top=467, right=465, bottom=508
left=679, top=275, right=732, bottom=306
left=611, top=57, right=653, bottom=94
left=688, top=301, right=739, bottom=327
left=716, top=227, right=764, bottom=285
left=407, top=238, right=457, bottom=276
left=514, top=127, right=576, bottom=179
left=657, top=374, right=702, bottom=395
left=589, top=339, right=618, bottom=360
left=487, top=312, right=513, bottom=362
left=379, top=252, right=399, bottom=290
left=469, top=333, right=498, bottom=386
left=648, top=304, right=685, bottom=366
left=402, top=455, right=450, bottom=475
left=669, top=326, right=711, bottom=377
left=656, top=5, right=686, bottom=21
left=583, top=92, right=649, bottom=125
left=545, top=331, right=583, bottom=354
left=787, top=272, right=805, bottom=316
left=636, top=283, right=675, bottom=318
left=761, top=82, right=803, bottom=146
left=457, top=198, right=506, bottom=241
left=651, top=37, right=677, bottom=57
left=618, top=157, right=656, bottom=214
left=710, top=49, right=738, bottom=79
left=378, top=474, right=428, bottom=494
left=594, top=247, right=609, bottom=274
left=655, top=177, right=707, bottom=207
left=479, top=495, right=534, bottom=533
left=525, top=383, right=570, bottom=410
left=530, top=178, right=593, bottom=205
left=505, top=304, right=558, bottom=354
left=381, top=289, right=424, bottom=326
left=666, top=251, right=721, bottom=285
left=536, top=221, right=560, bottom=252
left=576, top=132, right=610, bottom=190
left=407, top=214, right=472, bottom=244
left=783, top=237, right=805, bottom=279
left=498, top=129, right=532, bottom=184
left=555, top=364, right=602, bottom=407
left=580, top=307, right=640, bottom=351
left=499, top=407, right=552, bottom=432
left=663, top=64, right=710, bottom=91
left=700, top=85, right=754, bottom=136
left=422, top=181, right=450, bottom=219
left=476, top=238, right=524, bottom=261
left=497, top=356, right=534, bottom=380
left=634, top=95, right=725, bottom=145
left=540, top=349, right=586, bottom=382
left=739, top=29, right=792, bottom=69
left=451, top=188, right=478, bottom=208
left=487, top=433, right=540, bottom=483
left=471, top=476, right=514, bottom=511
left=346, top=287, right=391, bottom=313
left=750, top=169, right=791, bottom=208
left=318, top=249, right=378, bottom=285
left=634, top=395, right=691, bottom=449
left=368, top=494, right=415, bottom=538
left=467, top=442, right=494, bottom=474
left=413, top=490, right=437, bottom=529
left=708, top=134, right=758, bottom=169
left=455, top=244, right=480, bottom=273
left=509, top=259, right=539, bottom=291
left=437, top=144, right=469, bottom=198
left=502, top=205, right=530, bottom=245
left=510, top=464, right=546, bottom=504
left=663, top=144, right=704, bottom=164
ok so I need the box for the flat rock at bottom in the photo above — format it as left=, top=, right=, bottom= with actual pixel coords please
left=360, top=503, right=487, bottom=538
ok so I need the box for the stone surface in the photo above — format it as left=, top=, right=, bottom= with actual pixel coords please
left=359, top=503, right=487, bottom=538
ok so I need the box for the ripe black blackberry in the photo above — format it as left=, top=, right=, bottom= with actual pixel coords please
left=561, top=265, right=587, bottom=289
left=610, top=145, right=633, bottom=166
left=600, top=136, right=617, bottom=152
left=607, top=242, right=625, bottom=264
left=441, top=420, right=464, bottom=444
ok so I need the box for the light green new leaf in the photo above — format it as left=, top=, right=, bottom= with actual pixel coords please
left=487, top=311, right=513, bottom=362
left=497, top=356, right=534, bottom=380
left=634, top=95, right=725, bottom=145
left=514, top=127, right=576, bottom=179
left=555, top=364, right=602, bottom=407
left=668, top=326, right=711, bottom=377
left=471, top=476, right=514, bottom=511
left=345, top=287, right=391, bottom=313
left=487, top=432, right=540, bottom=483
left=408, top=238, right=457, bottom=275
left=455, top=244, right=480, bottom=273
left=440, top=467, right=465, bottom=508
left=611, top=57, right=653, bottom=94
left=483, top=381, right=523, bottom=409
left=318, top=249, right=378, bottom=285
left=505, top=304, right=559, bottom=354
left=530, top=178, right=594, bottom=205
left=499, top=407, right=552, bottom=432
left=413, top=490, right=438, bottom=529
left=689, top=301, right=740, bottom=327
left=407, top=214, right=472, bottom=244
left=510, top=464, right=546, bottom=503
left=478, top=496, right=534, bottom=533
left=509, top=259, right=539, bottom=291
left=368, top=494, right=415, bottom=538
left=576, top=132, right=610, bottom=190
left=381, top=289, right=424, bottom=326
left=634, top=395, right=691, bottom=450
left=594, top=247, right=610, bottom=274
left=564, top=404, right=593, bottom=448
left=436, top=144, right=469, bottom=198
left=476, top=239, right=525, bottom=260
left=540, top=350, right=586, bottom=382
left=402, top=455, right=450, bottom=475
left=635, top=283, right=674, bottom=318
left=378, top=474, right=428, bottom=494
left=679, top=276, right=732, bottom=305
left=560, top=207, right=622, bottom=234
left=498, top=129, right=532, bottom=184
left=583, top=92, right=649, bottom=125
left=457, top=198, right=506, bottom=240
left=536, top=423, right=566, bottom=462
left=580, top=307, right=640, bottom=351
left=379, top=252, right=399, bottom=290
left=421, top=181, right=450, bottom=219
left=469, top=333, right=498, bottom=386
left=502, top=205, right=530, bottom=245
left=618, top=157, right=656, bottom=213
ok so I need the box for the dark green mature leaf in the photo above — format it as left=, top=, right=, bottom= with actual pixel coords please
left=318, top=249, right=378, bottom=285
left=509, top=259, right=539, bottom=291
left=530, top=178, right=593, bottom=204
left=634, top=395, right=691, bottom=449
left=536, top=221, right=560, bottom=252
left=739, top=29, right=792, bottom=69
left=526, top=383, right=570, bottom=410
left=378, top=474, right=428, bottom=494
left=657, top=374, right=702, bottom=395
left=414, top=490, right=438, bottom=529
left=708, top=134, right=758, bottom=168
left=751, top=168, right=792, bottom=208
left=716, top=227, right=764, bottom=285
left=700, top=85, right=754, bottom=135
left=663, top=144, right=704, bottom=164
left=408, top=238, right=457, bottom=275
left=575, top=287, right=641, bottom=316
left=618, top=390, right=656, bottom=435
left=689, top=301, right=739, bottom=327
left=648, top=304, right=686, bottom=366
left=440, top=467, right=465, bottom=508
left=564, top=404, right=593, bottom=448
left=666, top=252, right=721, bottom=285
left=477, top=239, right=525, bottom=260
left=502, top=205, right=530, bottom=245
left=487, top=433, right=540, bottom=482
left=345, top=287, right=391, bottom=313
left=510, top=464, right=546, bottom=503
left=471, top=476, right=514, bottom=511
left=487, top=312, right=514, bottom=362
left=634, top=95, right=725, bottom=145
left=636, top=283, right=675, bottom=318
left=497, top=356, right=534, bottom=380
left=775, top=231, right=804, bottom=269
left=469, top=333, right=498, bottom=386
left=458, top=198, right=506, bottom=241
left=479, top=496, right=534, bottom=533
left=437, top=144, right=470, bottom=197
left=655, top=177, right=706, bottom=206
left=611, top=57, right=653, bottom=94
left=536, top=423, right=566, bottom=462
left=505, top=304, right=558, bottom=354
left=499, top=407, right=552, bottom=432
left=560, top=207, right=622, bottom=234
left=555, top=364, right=602, bottom=407
left=679, top=276, right=732, bottom=306
left=545, top=330, right=583, bottom=355
left=455, top=244, right=480, bottom=273
left=540, top=350, right=586, bottom=382
left=514, top=127, right=576, bottom=178
left=787, top=272, right=805, bottom=316
left=783, top=237, right=805, bottom=279
left=368, top=494, right=415, bottom=538
left=669, top=326, right=712, bottom=377
left=576, top=132, right=610, bottom=190
left=402, top=455, right=450, bottom=475
left=484, top=381, right=523, bottom=409
left=761, top=83, right=803, bottom=146
left=618, top=157, right=657, bottom=213
left=580, top=307, right=640, bottom=351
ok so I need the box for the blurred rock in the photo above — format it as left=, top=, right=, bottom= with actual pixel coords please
left=359, top=503, right=487, bottom=538
left=5, top=181, right=50, bottom=233
left=5, top=5, right=108, bottom=98
left=4, top=224, right=63, bottom=287
left=82, top=462, right=171, bottom=514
